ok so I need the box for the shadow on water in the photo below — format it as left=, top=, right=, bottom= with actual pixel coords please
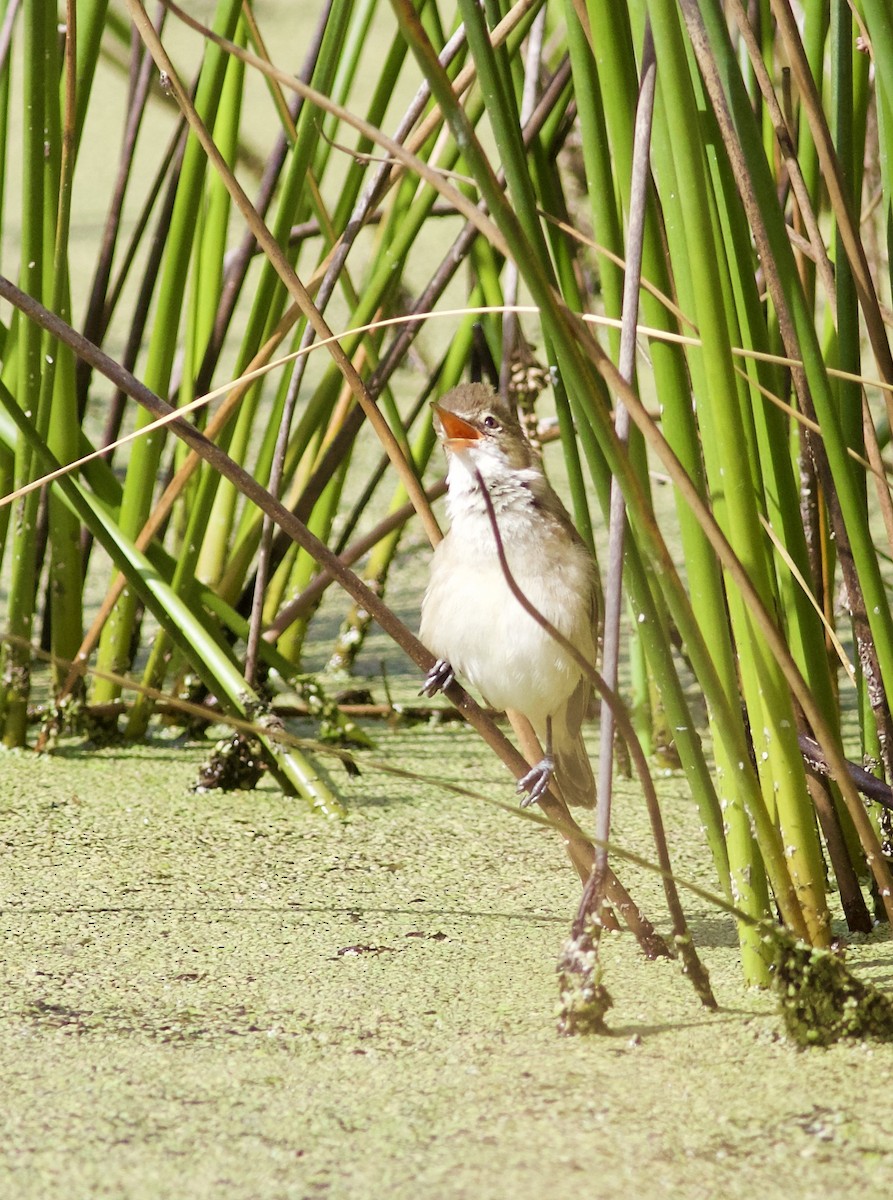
left=0, top=901, right=570, bottom=924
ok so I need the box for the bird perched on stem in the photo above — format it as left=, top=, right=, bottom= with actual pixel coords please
left=419, top=382, right=599, bottom=808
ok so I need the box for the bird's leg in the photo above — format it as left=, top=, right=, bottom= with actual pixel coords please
left=517, top=716, right=555, bottom=808
left=420, top=658, right=455, bottom=697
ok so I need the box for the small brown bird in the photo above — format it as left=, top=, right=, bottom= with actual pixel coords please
left=419, top=382, right=598, bottom=808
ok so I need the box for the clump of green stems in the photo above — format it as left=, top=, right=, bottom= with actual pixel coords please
left=1, top=0, right=893, bottom=988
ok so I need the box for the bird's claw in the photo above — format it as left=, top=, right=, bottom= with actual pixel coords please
left=516, top=756, right=555, bottom=808
left=420, top=658, right=455, bottom=697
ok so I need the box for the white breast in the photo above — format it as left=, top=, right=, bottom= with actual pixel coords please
left=420, top=498, right=595, bottom=736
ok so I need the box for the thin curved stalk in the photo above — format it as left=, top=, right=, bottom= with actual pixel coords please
left=594, top=21, right=655, bottom=905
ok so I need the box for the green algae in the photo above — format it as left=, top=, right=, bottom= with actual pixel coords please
left=4, top=724, right=893, bottom=1199
left=765, top=928, right=893, bottom=1048
left=555, top=930, right=614, bottom=1035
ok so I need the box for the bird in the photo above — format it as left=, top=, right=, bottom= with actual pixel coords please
left=419, top=382, right=599, bottom=808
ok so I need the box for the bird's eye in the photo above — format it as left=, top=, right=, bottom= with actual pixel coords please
left=483, top=414, right=500, bottom=430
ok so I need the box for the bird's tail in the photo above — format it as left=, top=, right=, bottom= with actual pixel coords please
left=554, top=730, right=596, bottom=808
left=548, top=677, right=596, bottom=809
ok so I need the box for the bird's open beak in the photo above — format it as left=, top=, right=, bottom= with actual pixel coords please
left=432, top=403, right=481, bottom=450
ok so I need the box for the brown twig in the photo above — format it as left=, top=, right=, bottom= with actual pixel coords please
left=0, top=276, right=667, bottom=946
left=472, top=467, right=710, bottom=988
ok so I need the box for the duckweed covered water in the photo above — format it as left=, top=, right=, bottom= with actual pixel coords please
left=4, top=720, right=893, bottom=1199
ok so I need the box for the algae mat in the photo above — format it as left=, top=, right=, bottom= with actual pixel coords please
left=3, top=724, right=893, bottom=1200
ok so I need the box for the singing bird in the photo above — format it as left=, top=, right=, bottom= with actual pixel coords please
left=419, top=383, right=599, bottom=808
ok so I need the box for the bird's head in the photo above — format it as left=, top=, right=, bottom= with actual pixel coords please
left=432, top=383, right=535, bottom=475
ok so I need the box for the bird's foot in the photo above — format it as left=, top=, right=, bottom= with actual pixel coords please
left=516, top=755, right=555, bottom=808
left=420, top=658, right=455, bottom=697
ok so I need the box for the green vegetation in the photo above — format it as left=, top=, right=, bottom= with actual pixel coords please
left=2, top=0, right=893, bottom=1008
